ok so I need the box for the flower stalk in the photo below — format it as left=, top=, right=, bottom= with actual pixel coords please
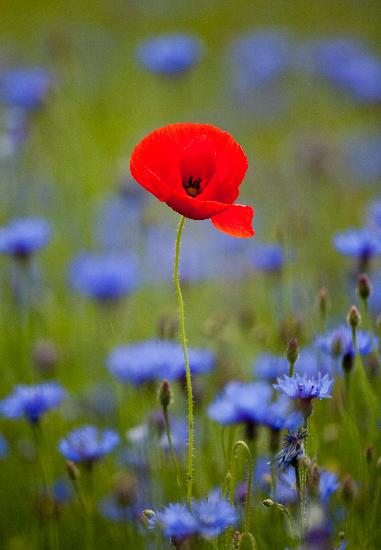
left=173, top=215, right=194, bottom=507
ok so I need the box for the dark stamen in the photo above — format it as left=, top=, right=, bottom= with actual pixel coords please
left=182, top=175, right=202, bottom=197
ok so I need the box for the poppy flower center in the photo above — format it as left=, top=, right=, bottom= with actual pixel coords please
left=182, top=175, right=202, bottom=197
left=180, top=135, right=216, bottom=199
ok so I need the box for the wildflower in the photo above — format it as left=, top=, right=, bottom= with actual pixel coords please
left=192, top=490, right=238, bottom=537
left=59, top=425, right=120, bottom=465
left=275, top=428, right=308, bottom=470
left=253, top=353, right=289, bottom=380
left=274, top=373, right=333, bottom=400
left=208, top=381, right=272, bottom=426
left=68, top=253, right=139, bottom=302
left=159, top=418, right=188, bottom=453
left=228, top=30, right=291, bottom=90
left=318, top=470, right=340, bottom=503
left=0, top=382, right=66, bottom=424
left=260, top=395, right=303, bottom=431
left=315, top=325, right=378, bottom=359
left=155, top=502, right=198, bottom=539
left=0, top=218, right=51, bottom=258
left=251, top=243, right=285, bottom=272
left=130, top=123, right=254, bottom=238
left=106, top=340, right=215, bottom=385
left=136, top=34, right=203, bottom=76
left=357, top=273, right=372, bottom=301
left=0, top=67, right=52, bottom=110
left=333, top=228, right=381, bottom=259
left=274, top=373, right=333, bottom=417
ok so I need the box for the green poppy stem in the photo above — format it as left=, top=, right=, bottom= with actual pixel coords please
left=174, top=215, right=194, bottom=507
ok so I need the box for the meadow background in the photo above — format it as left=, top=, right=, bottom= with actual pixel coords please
left=0, top=1, right=381, bottom=548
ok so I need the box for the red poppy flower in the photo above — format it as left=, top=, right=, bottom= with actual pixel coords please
left=130, top=123, right=254, bottom=238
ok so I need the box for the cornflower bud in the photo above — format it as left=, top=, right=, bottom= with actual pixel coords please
left=158, top=379, right=172, bottom=410
left=286, top=337, right=299, bottom=376
left=347, top=305, right=361, bottom=329
left=357, top=273, right=372, bottom=301
left=318, top=287, right=329, bottom=317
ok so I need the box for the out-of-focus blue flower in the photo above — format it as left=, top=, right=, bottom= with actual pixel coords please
left=0, top=109, right=28, bottom=159
left=59, top=425, right=120, bottom=464
left=39, top=478, right=73, bottom=505
left=0, top=67, right=52, bottom=110
left=343, top=135, right=381, bottom=183
left=253, top=353, right=288, bottom=380
left=274, top=468, right=297, bottom=504
left=260, top=395, right=303, bottom=431
left=193, top=490, right=238, bottom=537
left=0, top=434, right=8, bottom=459
left=208, top=381, right=272, bottom=425
left=333, top=228, right=381, bottom=259
left=254, top=456, right=272, bottom=491
left=68, top=253, right=139, bottom=302
left=275, top=428, right=308, bottom=471
left=107, top=340, right=215, bottom=385
left=229, top=30, right=290, bottom=90
left=251, top=243, right=285, bottom=272
left=96, top=191, right=145, bottom=253
left=295, top=347, right=336, bottom=378
left=319, top=470, right=340, bottom=504
left=315, top=325, right=378, bottom=359
left=0, top=218, right=51, bottom=258
left=99, top=495, right=135, bottom=523
left=274, top=373, right=333, bottom=400
left=136, top=34, right=203, bottom=76
left=311, top=38, right=381, bottom=103
left=0, top=382, right=66, bottom=424
left=155, top=503, right=198, bottom=539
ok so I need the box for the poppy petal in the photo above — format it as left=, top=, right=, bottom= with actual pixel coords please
left=211, top=204, right=255, bottom=238
left=166, top=191, right=231, bottom=220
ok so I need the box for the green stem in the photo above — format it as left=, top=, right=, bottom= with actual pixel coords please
left=294, top=460, right=305, bottom=544
left=163, top=407, right=182, bottom=489
left=174, top=215, right=194, bottom=507
left=230, top=441, right=254, bottom=535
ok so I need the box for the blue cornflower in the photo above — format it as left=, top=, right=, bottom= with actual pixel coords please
left=0, top=218, right=51, bottom=258
left=0, top=67, right=52, bottom=110
left=311, top=38, right=381, bottom=103
left=59, top=425, right=120, bottom=464
left=208, top=381, right=272, bottom=426
left=229, top=30, right=290, bottom=90
left=260, top=395, right=303, bottom=431
left=68, top=253, right=139, bottom=302
left=0, top=382, right=66, bottom=424
left=251, top=243, right=285, bottom=272
left=193, top=490, right=238, bottom=538
left=275, top=428, right=308, bottom=471
left=315, top=325, right=378, bottom=358
left=333, top=228, right=381, bottom=259
left=0, top=434, right=8, bottom=459
left=319, top=470, right=340, bottom=504
left=253, top=353, right=289, bottom=380
left=136, top=34, right=203, bottom=76
left=274, top=373, right=333, bottom=401
left=106, top=340, right=215, bottom=385
left=155, top=503, right=198, bottom=539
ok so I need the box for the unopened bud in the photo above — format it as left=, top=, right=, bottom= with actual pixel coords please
left=32, top=340, right=59, bottom=376
left=233, top=531, right=241, bottom=549
left=287, top=337, right=299, bottom=366
left=342, top=473, right=358, bottom=502
left=157, top=314, right=178, bottom=340
left=365, top=445, right=373, bottom=464
left=347, top=305, right=361, bottom=329
left=357, top=273, right=372, bottom=301
left=342, top=350, right=354, bottom=374
left=140, top=509, right=156, bottom=528
left=158, top=379, right=172, bottom=410
left=318, top=287, right=329, bottom=316
left=262, top=498, right=274, bottom=508
left=114, top=474, right=135, bottom=505
left=66, top=460, right=80, bottom=481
